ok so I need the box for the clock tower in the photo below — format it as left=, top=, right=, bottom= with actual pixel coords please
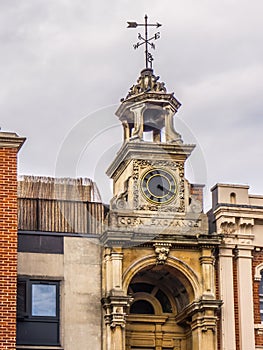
left=101, top=18, right=221, bottom=350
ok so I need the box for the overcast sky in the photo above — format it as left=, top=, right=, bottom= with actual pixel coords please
left=1, top=0, right=263, bottom=210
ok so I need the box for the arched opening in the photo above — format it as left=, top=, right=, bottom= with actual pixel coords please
left=125, top=264, right=194, bottom=350
left=230, top=192, right=236, bottom=204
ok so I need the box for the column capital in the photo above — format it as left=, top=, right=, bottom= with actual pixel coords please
left=101, top=294, right=133, bottom=328
left=218, top=246, right=235, bottom=258
left=235, top=246, right=254, bottom=259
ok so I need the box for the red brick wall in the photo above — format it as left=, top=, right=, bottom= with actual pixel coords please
left=252, top=250, right=263, bottom=346
left=190, top=184, right=204, bottom=208
left=0, top=147, right=18, bottom=349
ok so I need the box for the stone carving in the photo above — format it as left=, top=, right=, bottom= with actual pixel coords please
left=126, top=69, right=167, bottom=99
left=189, top=198, right=202, bottom=213
left=110, top=194, right=128, bottom=210
left=101, top=295, right=133, bottom=329
left=220, top=222, right=236, bottom=235
left=154, top=243, right=172, bottom=264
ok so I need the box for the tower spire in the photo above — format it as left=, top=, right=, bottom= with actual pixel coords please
left=127, top=14, right=162, bottom=69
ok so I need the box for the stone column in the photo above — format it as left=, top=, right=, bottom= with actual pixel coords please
left=218, top=247, right=236, bottom=350
left=235, top=246, right=255, bottom=350
left=130, top=104, right=145, bottom=140
left=190, top=300, right=220, bottom=350
left=164, top=106, right=182, bottom=142
left=122, top=121, right=130, bottom=141
left=102, top=248, right=132, bottom=350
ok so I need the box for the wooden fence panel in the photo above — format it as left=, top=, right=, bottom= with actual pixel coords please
left=18, top=198, right=104, bottom=234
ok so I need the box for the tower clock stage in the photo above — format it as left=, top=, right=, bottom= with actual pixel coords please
left=103, top=67, right=206, bottom=242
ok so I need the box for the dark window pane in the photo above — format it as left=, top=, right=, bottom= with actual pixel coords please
left=260, top=272, right=263, bottom=295
left=31, top=284, right=57, bottom=317
left=17, top=321, right=59, bottom=345
left=130, top=300, right=154, bottom=314
left=17, top=281, right=27, bottom=317
left=260, top=299, right=263, bottom=322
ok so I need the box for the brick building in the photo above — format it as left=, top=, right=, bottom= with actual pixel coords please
left=0, top=67, right=263, bottom=350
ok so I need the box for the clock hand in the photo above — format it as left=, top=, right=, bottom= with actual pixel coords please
left=157, top=184, right=172, bottom=195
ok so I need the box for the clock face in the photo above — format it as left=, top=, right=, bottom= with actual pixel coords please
left=140, top=168, right=177, bottom=204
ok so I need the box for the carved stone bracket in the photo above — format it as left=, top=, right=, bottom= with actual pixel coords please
left=219, top=217, right=255, bottom=237
left=154, top=243, right=172, bottom=264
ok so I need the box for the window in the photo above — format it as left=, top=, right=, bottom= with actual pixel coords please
left=130, top=300, right=155, bottom=314
left=17, top=279, right=60, bottom=346
left=128, top=282, right=173, bottom=314
left=260, top=272, right=263, bottom=322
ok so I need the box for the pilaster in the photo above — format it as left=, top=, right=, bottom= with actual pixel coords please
left=235, top=246, right=255, bottom=350
left=102, top=247, right=132, bottom=350
left=177, top=299, right=221, bottom=350
left=199, top=247, right=215, bottom=299
left=218, top=247, right=236, bottom=350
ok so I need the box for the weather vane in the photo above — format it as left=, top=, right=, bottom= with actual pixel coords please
left=127, top=14, right=162, bottom=69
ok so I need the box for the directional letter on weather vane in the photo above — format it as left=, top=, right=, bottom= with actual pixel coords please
left=127, top=14, right=162, bottom=69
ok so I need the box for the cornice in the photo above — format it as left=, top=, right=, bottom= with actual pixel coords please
left=106, top=141, right=195, bottom=178
left=213, top=204, right=263, bottom=219
left=0, top=132, right=26, bottom=151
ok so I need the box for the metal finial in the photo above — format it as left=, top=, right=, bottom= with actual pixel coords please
left=127, top=14, right=162, bottom=69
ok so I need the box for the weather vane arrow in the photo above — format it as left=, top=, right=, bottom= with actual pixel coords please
left=127, top=14, right=162, bottom=69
